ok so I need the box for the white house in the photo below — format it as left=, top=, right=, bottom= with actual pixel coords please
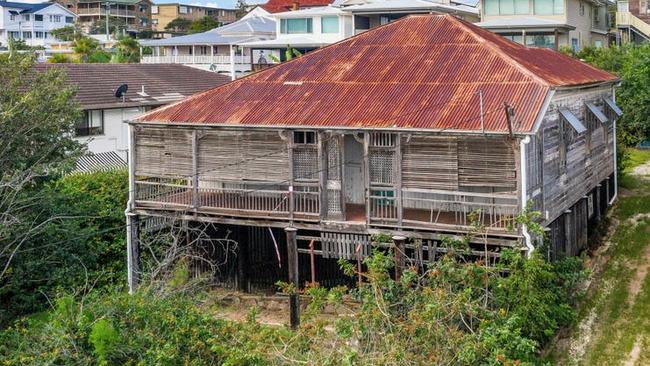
left=140, top=6, right=276, bottom=77
left=33, top=64, right=231, bottom=171
left=0, top=1, right=77, bottom=48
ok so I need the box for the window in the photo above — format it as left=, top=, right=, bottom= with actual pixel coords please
left=571, top=37, right=578, bottom=51
left=593, top=5, right=600, bottom=23
left=35, top=14, right=43, bottom=21
left=293, top=131, right=316, bottom=144
left=75, top=110, right=104, bottom=136
left=579, top=1, right=585, bottom=16
left=139, top=4, right=147, bottom=11
left=49, top=15, right=61, bottom=22
left=503, top=34, right=524, bottom=44
left=280, top=18, right=313, bottom=34
left=485, top=0, right=530, bottom=15
left=9, top=14, right=15, bottom=21
left=22, top=31, right=32, bottom=39
left=23, top=14, right=30, bottom=21
left=179, top=5, right=188, bottom=14
left=321, top=16, right=339, bottom=33
left=533, top=0, right=563, bottom=15
left=151, top=5, right=158, bottom=14
left=8, top=31, right=20, bottom=39
left=207, top=9, right=214, bottom=15
left=35, top=31, right=44, bottom=38
left=525, top=34, right=555, bottom=48
left=594, top=39, right=603, bottom=48
left=152, top=18, right=158, bottom=25
left=65, top=16, right=74, bottom=23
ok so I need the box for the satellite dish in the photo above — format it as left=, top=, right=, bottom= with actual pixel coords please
left=115, top=84, right=128, bottom=98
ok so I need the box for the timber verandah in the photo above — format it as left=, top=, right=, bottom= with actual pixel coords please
left=129, top=125, right=525, bottom=252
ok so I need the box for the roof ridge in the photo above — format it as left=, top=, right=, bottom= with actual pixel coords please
left=446, top=15, right=551, bottom=88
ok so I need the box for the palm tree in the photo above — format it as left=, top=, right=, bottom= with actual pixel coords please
left=72, top=36, right=99, bottom=63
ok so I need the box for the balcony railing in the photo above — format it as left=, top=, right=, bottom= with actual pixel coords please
left=77, top=8, right=135, bottom=17
left=141, top=55, right=249, bottom=65
left=617, top=11, right=650, bottom=38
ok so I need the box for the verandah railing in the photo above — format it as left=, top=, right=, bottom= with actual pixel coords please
left=135, top=179, right=517, bottom=230
left=134, top=178, right=320, bottom=219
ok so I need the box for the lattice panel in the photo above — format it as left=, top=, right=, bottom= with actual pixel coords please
left=327, top=188, right=342, bottom=216
left=369, top=149, right=394, bottom=185
left=293, top=146, right=318, bottom=181
left=327, top=138, right=341, bottom=181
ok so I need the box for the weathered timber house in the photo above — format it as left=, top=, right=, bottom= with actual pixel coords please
left=125, top=14, right=620, bottom=291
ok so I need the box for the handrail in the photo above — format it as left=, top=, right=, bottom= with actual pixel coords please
left=617, top=11, right=650, bottom=38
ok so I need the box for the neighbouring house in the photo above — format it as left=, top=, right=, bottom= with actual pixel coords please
left=616, top=0, right=650, bottom=42
left=140, top=7, right=276, bottom=76
left=151, top=2, right=237, bottom=32
left=0, top=1, right=77, bottom=48
left=125, top=14, right=620, bottom=292
left=56, top=0, right=153, bottom=33
left=33, top=63, right=230, bottom=171
left=476, top=0, right=611, bottom=50
left=240, top=0, right=479, bottom=60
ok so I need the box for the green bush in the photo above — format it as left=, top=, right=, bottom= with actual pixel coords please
left=0, top=171, right=128, bottom=325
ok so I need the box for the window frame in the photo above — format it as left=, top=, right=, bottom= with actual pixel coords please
left=75, top=110, right=105, bottom=137
left=321, top=16, right=339, bottom=33
left=280, top=17, right=313, bottom=34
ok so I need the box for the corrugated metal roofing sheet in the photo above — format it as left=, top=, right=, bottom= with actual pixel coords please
left=137, top=14, right=618, bottom=133
left=261, top=0, right=335, bottom=13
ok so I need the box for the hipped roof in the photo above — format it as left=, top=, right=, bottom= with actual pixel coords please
left=137, top=14, right=618, bottom=134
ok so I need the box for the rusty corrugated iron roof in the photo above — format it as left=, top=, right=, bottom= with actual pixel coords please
left=137, top=14, right=618, bottom=133
left=261, top=0, right=335, bottom=13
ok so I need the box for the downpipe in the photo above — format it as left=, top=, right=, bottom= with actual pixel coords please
left=519, top=136, right=535, bottom=257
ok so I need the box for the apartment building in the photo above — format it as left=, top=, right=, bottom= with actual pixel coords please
left=56, top=0, right=153, bottom=32
left=151, top=3, right=236, bottom=31
left=476, top=0, right=611, bottom=50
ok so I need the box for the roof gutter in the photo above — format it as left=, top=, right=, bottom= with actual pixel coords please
left=126, top=120, right=533, bottom=137
left=519, top=135, right=535, bottom=257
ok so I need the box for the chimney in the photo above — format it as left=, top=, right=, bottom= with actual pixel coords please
left=292, top=0, right=299, bottom=10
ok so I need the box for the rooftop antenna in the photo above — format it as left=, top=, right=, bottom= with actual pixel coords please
left=115, top=83, right=128, bottom=103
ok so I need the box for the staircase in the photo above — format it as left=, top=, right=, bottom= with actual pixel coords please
left=617, top=11, right=650, bottom=42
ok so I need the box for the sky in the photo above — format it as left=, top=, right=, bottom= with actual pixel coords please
left=153, top=0, right=267, bottom=9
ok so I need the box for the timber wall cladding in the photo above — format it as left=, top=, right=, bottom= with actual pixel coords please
left=198, top=130, right=289, bottom=183
left=542, top=86, right=615, bottom=224
left=401, top=135, right=517, bottom=192
left=135, top=127, right=193, bottom=178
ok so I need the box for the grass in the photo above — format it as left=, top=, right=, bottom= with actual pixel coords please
left=548, top=149, right=650, bottom=365
left=625, top=148, right=650, bottom=173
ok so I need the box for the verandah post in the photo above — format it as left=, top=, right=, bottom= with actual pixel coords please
left=392, top=235, right=406, bottom=281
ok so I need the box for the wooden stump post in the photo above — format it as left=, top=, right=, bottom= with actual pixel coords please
left=285, top=227, right=300, bottom=329
left=237, top=234, right=249, bottom=293
left=392, top=235, right=406, bottom=281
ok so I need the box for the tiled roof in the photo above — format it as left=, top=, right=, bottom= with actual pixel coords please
left=137, top=14, right=618, bottom=134
left=33, top=63, right=230, bottom=110
left=261, top=0, right=334, bottom=13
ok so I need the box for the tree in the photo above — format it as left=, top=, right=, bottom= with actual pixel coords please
left=88, top=50, right=112, bottom=63
left=73, top=36, right=100, bottom=62
left=112, top=36, right=140, bottom=63
left=0, top=55, right=84, bottom=321
left=90, top=16, right=128, bottom=36
left=165, top=18, right=192, bottom=33
left=188, top=16, right=221, bottom=34
left=47, top=53, right=75, bottom=63
left=50, top=25, right=83, bottom=42
left=235, top=0, right=249, bottom=19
